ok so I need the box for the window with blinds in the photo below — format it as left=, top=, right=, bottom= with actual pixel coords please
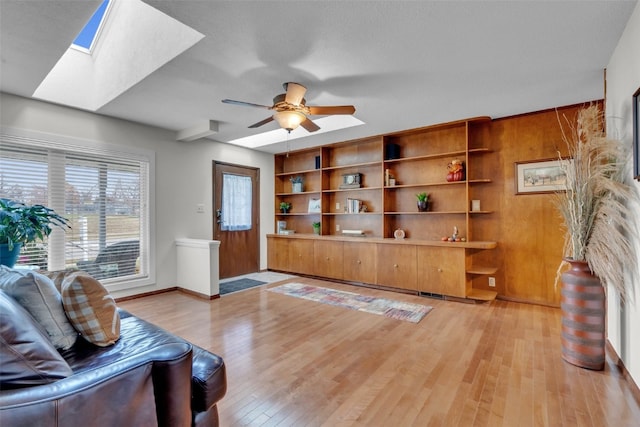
left=0, top=134, right=151, bottom=287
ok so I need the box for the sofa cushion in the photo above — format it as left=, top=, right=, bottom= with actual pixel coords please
left=42, top=269, right=76, bottom=293
left=0, top=290, right=73, bottom=388
left=0, top=266, right=77, bottom=350
left=61, top=271, right=120, bottom=347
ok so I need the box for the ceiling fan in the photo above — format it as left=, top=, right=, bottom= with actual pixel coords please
left=222, top=82, right=356, bottom=133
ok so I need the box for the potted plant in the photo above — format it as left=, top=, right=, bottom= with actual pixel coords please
left=290, top=176, right=303, bottom=193
left=0, top=198, right=70, bottom=267
left=555, top=104, right=638, bottom=370
left=279, top=201, right=291, bottom=213
left=312, top=221, right=321, bottom=235
left=416, top=192, right=429, bottom=212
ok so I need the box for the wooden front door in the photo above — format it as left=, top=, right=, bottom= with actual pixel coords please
left=213, top=162, right=260, bottom=279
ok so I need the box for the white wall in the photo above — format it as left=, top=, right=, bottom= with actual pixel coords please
left=0, top=92, right=274, bottom=299
left=605, top=1, right=640, bottom=388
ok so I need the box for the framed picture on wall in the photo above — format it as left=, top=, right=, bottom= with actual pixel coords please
left=633, top=87, right=640, bottom=181
left=515, top=158, right=572, bottom=194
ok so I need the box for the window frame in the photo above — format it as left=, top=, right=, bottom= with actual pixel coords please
left=0, top=126, right=156, bottom=292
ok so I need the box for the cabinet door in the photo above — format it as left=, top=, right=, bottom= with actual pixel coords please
left=267, top=236, right=289, bottom=271
left=416, top=246, right=466, bottom=297
left=287, top=239, right=315, bottom=275
left=376, top=244, right=417, bottom=290
left=314, top=240, right=344, bottom=279
left=343, top=242, right=377, bottom=284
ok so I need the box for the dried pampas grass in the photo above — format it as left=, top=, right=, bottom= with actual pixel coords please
left=555, top=104, right=638, bottom=301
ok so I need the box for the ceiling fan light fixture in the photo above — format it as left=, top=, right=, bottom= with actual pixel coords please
left=274, top=110, right=305, bottom=131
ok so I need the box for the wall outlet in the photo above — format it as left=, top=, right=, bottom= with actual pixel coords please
left=196, top=204, right=205, bottom=213
left=336, top=224, right=340, bottom=232
left=336, top=202, right=340, bottom=211
left=488, top=277, right=496, bottom=287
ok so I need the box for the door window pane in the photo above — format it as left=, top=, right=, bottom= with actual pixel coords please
left=221, top=173, right=252, bottom=231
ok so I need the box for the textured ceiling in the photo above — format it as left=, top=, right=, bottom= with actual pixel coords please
left=0, top=1, right=636, bottom=153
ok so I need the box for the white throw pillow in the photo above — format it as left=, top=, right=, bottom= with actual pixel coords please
left=0, top=266, right=78, bottom=350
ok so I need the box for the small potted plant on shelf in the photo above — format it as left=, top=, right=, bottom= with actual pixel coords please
left=290, top=176, right=303, bottom=193
left=312, top=221, right=321, bottom=235
left=416, top=192, right=430, bottom=212
left=279, top=202, right=291, bottom=213
left=0, top=198, right=70, bottom=267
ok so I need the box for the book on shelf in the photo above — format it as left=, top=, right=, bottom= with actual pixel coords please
left=346, top=198, right=362, bottom=213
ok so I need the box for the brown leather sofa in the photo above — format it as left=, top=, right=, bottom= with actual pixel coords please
left=0, top=291, right=227, bottom=427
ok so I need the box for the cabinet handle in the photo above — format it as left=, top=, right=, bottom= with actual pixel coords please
left=357, top=260, right=361, bottom=264
left=326, top=257, right=330, bottom=261
left=394, top=264, right=398, bottom=268
left=438, top=268, right=443, bottom=272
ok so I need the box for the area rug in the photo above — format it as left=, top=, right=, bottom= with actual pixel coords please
left=267, top=282, right=432, bottom=323
left=220, top=278, right=266, bottom=295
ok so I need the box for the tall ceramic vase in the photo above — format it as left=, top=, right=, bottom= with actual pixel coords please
left=560, top=258, right=605, bottom=370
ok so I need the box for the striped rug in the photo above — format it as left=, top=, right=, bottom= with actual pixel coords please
left=268, top=282, right=432, bottom=323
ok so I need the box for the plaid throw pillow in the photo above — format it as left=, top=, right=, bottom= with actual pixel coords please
left=61, top=272, right=120, bottom=347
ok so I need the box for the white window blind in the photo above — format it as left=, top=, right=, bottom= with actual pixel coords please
left=221, top=173, right=252, bottom=231
left=0, top=134, right=151, bottom=287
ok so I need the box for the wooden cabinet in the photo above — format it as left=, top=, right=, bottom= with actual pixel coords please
left=267, top=235, right=289, bottom=272
left=313, top=240, right=343, bottom=279
left=268, top=236, right=315, bottom=274
left=270, top=116, right=499, bottom=299
left=287, top=239, right=314, bottom=275
left=417, top=246, right=467, bottom=297
left=376, top=243, right=417, bottom=290
left=343, top=241, right=376, bottom=284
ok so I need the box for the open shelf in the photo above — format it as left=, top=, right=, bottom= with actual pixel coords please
left=466, top=266, right=498, bottom=275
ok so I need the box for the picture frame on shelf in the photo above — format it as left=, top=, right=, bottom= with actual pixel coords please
left=308, top=198, right=321, bottom=213
left=515, top=158, right=571, bottom=194
left=633, top=86, right=639, bottom=181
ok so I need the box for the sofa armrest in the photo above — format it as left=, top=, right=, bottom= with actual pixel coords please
left=0, top=342, right=192, bottom=427
left=191, top=345, right=227, bottom=412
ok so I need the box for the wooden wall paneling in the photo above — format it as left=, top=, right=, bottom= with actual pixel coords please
left=386, top=124, right=467, bottom=157
left=490, top=103, right=590, bottom=305
left=325, top=137, right=382, bottom=168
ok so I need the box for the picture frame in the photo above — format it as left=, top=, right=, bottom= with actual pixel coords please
left=307, top=198, right=321, bottom=213
left=515, top=158, right=571, bottom=195
left=633, top=86, right=640, bottom=181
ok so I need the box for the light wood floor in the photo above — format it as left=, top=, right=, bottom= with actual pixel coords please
left=119, top=277, right=640, bottom=427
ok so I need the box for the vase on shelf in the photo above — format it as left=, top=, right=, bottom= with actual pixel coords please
left=417, top=201, right=429, bottom=212
left=560, top=258, right=605, bottom=371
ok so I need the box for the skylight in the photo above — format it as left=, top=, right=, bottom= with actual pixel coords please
left=227, top=116, right=365, bottom=149
left=72, top=0, right=111, bottom=52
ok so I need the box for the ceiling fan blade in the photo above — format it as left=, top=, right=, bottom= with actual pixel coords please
left=308, top=105, right=356, bottom=115
left=248, top=116, right=274, bottom=128
left=284, top=82, right=307, bottom=106
left=222, top=99, right=272, bottom=109
left=300, top=117, right=320, bottom=133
